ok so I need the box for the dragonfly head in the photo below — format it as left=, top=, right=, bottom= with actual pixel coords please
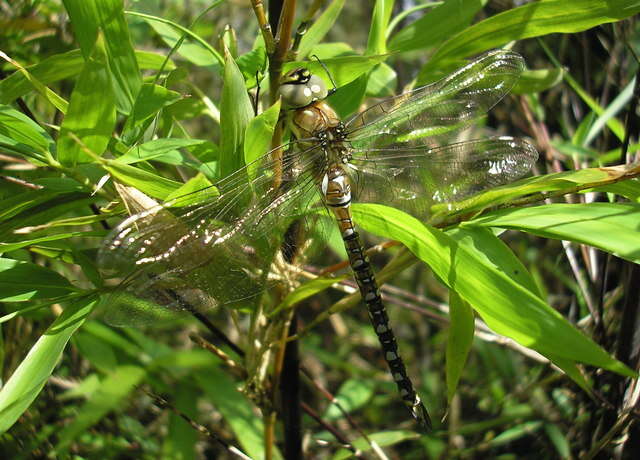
left=280, top=68, right=328, bottom=108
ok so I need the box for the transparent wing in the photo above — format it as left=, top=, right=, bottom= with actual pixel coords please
left=98, top=142, right=327, bottom=325
left=348, top=137, right=538, bottom=219
left=345, top=50, right=525, bottom=150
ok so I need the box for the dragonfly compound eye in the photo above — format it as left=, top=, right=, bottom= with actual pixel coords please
left=280, top=70, right=328, bottom=108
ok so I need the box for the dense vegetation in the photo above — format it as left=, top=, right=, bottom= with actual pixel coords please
left=1, top=0, right=639, bottom=458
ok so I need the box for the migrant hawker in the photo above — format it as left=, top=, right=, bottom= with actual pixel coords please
left=99, top=49, right=538, bottom=430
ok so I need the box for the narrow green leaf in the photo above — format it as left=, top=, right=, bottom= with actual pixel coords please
left=164, top=173, right=216, bottom=205
left=164, top=390, right=198, bottom=459
left=366, top=0, right=394, bottom=55
left=366, top=62, right=397, bottom=97
left=432, top=165, right=639, bottom=223
left=236, top=45, right=267, bottom=88
left=219, top=49, right=254, bottom=179
left=446, top=291, right=475, bottom=403
left=0, top=50, right=68, bottom=113
left=244, top=100, right=280, bottom=171
left=353, top=203, right=635, bottom=378
left=0, top=190, right=59, bottom=223
left=116, top=138, right=207, bottom=165
left=584, top=77, right=635, bottom=146
left=74, top=330, right=118, bottom=372
left=298, top=0, right=346, bottom=58
left=448, top=227, right=540, bottom=295
left=0, top=258, right=75, bottom=301
left=0, top=105, right=54, bottom=163
left=0, top=50, right=174, bottom=105
left=0, top=297, right=95, bottom=434
left=418, top=0, right=640, bottom=83
left=63, top=0, right=142, bottom=113
left=332, top=430, right=421, bottom=460
left=131, top=11, right=224, bottom=67
left=512, top=68, right=564, bottom=94
left=324, top=379, right=376, bottom=421
left=121, top=83, right=182, bottom=144
left=541, top=41, right=625, bottom=141
left=467, top=203, right=640, bottom=264
left=544, top=423, right=571, bottom=459
left=489, top=421, right=544, bottom=446
left=0, top=231, right=100, bottom=254
left=0, top=194, right=95, bottom=240
left=55, top=365, right=146, bottom=450
left=104, top=162, right=182, bottom=200
left=283, top=54, right=387, bottom=90
left=328, top=73, right=369, bottom=118
left=57, top=34, right=116, bottom=166
left=271, top=275, right=348, bottom=316
left=388, top=0, right=483, bottom=53
left=593, top=180, right=640, bottom=202
left=195, top=369, right=283, bottom=460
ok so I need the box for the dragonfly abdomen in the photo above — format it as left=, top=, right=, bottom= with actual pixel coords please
left=322, top=165, right=432, bottom=430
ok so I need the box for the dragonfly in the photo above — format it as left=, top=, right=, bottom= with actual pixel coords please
left=99, top=49, right=538, bottom=430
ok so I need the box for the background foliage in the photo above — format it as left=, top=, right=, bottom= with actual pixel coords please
left=1, top=0, right=640, bottom=458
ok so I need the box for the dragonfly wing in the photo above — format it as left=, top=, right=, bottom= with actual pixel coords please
left=348, top=137, right=538, bottom=219
left=345, top=50, right=525, bottom=149
left=99, top=143, right=326, bottom=325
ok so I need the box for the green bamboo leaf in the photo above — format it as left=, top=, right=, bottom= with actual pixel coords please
left=332, top=430, right=421, bottom=459
left=0, top=50, right=174, bottom=105
left=352, top=203, right=635, bottom=378
left=366, top=62, right=397, bottom=97
left=467, top=203, right=640, bottom=264
left=121, top=83, right=182, bottom=144
left=236, top=45, right=267, bottom=88
left=0, top=258, right=76, bottom=301
left=165, top=390, right=198, bottom=459
left=432, top=165, right=639, bottom=222
left=244, top=100, right=281, bottom=170
left=63, top=0, right=142, bottom=113
left=0, top=105, right=54, bottom=163
left=366, top=0, right=394, bottom=55
left=0, top=50, right=68, bottom=113
left=324, top=379, right=376, bottom=421
left=388, top=0, right=484, bottom=53
left=512, top=68, right=564, bottom=94
left=0, top=231, right=101, bottom=254
left=195, top=369, right=283, bottom=460
left=219, top=49, right=254, bottom=179
left=446, top=290, right=475, bottom=403
left=418, top=0, right=640, bottom=83
left=271, top=275, right=349, bottom=316
left=57, top=34, right=116, bottom=166
left=593, top=180, right=640, bottom=202
left=55, top=365, right=146, bottom=450
left=0, top=194, right=95, bottom=240
left=115, top=138, right=206, bottom=165
left=584, top=77, right=635, bottom=146
left=0, top=297, right=95, bottom=434
left=544, top=423, right=571, bottom=459
left=298, top=0, right=346, bottom=59
left=0, top=190, right=59, bottom=223
left=283, top=54, right=387, bottom=90
left=542, top=41, right=625, bottom=141
left=448, top=227, right=540, bottom=295
left=328, top=73, right=369, bottom=118
left=104, top=162, right=182, bottom=200
left=489, top=421, right=544, bottom=446
left=164, top=173, right=216, bottom=205
left=131, top=10, right=224, bottom=67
